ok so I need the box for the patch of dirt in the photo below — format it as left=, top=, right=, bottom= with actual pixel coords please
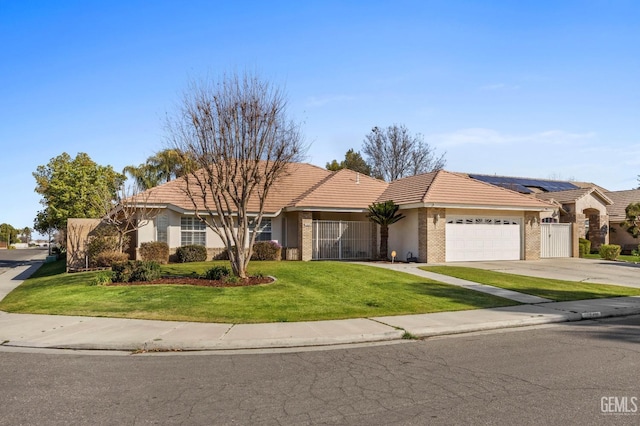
left=107, top=276, right=274, bottom=287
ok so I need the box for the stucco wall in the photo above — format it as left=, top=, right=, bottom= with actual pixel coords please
left=609, top=222, right=639, bottom=249
left=387, top=209, right=419, bottom=261
left=66, top=218, right=101, bottom=271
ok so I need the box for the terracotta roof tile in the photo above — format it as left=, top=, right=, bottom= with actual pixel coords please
left=292, top=169, right=388, bottom=209
left=535, top=187, right=612, bottom=207
left=379, top=170, right=554, bottom=209
left=606, top=189, right=640, bottom=222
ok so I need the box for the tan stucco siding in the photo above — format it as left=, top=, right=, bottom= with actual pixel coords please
left=388, top=209, right=419, bottom=261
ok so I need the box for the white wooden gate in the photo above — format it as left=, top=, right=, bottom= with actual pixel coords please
left=312, top=221, right=373, bottom=260
left=541, top=223, right=572, bottom=258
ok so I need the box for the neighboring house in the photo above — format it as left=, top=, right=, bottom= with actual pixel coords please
left=605, top=189, right=640, bottom=252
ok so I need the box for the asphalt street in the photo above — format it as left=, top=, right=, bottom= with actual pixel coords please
left=0, top=247, right=48, bottom=275
left=1, top=315, right=639, bottom=425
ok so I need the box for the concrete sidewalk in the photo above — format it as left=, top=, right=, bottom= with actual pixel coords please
left=1, top=261, right=640, bottom=353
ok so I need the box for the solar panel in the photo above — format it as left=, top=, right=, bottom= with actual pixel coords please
left=469, top=174, right=579, bottom=193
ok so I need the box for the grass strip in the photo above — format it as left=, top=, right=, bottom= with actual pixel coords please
left=421, top=266, right=640, bottom=302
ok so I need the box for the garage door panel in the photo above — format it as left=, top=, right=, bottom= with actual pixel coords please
left=445, top=218, right=521, bottom=262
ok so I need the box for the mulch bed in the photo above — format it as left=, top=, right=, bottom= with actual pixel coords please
left=107, top=276, right=274, bottom=287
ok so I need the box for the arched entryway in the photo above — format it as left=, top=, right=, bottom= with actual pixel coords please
left=584, top=208, right=606, bottom=250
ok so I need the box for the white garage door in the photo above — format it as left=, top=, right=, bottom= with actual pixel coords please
left=446, top=217, right=522, bottom=262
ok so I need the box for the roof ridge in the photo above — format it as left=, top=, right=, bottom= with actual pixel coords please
left=420, top=169, right=444, bottom=202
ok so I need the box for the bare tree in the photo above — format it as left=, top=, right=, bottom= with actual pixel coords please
left=98, top=185, right=161, bottom=254
left=363, top=124, right=446, bottom=181
left=166, top=71, right=305, bottom=278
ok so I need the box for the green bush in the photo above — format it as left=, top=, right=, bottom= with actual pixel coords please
left=175, top=245, right=208, bottom=263
left=139, top=242, right=169, bottom=264
left=95, top=251, right=129, bottom=267
left=91, top=271, right=113, bottom=286
left=204, top=265, right=231, bottom=280
left=130, top=261, right=161, bottom=282
left=578, top=238, right=591, bottom=258
left=599, top=244, right=621, bottom=261
left=251, top=241, right=282, bottom=261
left=111, top=261, right=161, bottom=283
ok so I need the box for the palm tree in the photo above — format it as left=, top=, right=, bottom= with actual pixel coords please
left=367, top=200, right=405, bottom=260
left=123, top=149, right=192, bottom=190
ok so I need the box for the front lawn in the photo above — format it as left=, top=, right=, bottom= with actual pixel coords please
left=0, top=260, right=518, bottom=323
left=422, top=266, right=640, bottom=302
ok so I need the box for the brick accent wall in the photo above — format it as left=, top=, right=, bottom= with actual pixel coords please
left=417, top=207, right=445, bottom=263
left=524, top=212, right=541, bottom=260
left=298, top=211, right=313, bottom=261
left=418, top=208, right=427, bottom=262
left=426, top=208, right=446, bottom=263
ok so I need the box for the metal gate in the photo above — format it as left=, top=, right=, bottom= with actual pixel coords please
left=312, top=220, right=373, bottom=260
left=541, top=223, right=572, bottom=258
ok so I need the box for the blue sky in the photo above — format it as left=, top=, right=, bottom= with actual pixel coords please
left=1, top=0, right=639, bottom=234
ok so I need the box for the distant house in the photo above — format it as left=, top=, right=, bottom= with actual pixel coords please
left=605, top=189, right=640, bottom=252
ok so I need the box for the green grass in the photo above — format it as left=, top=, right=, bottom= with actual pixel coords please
left=583, top=253, right=640, bottom=262
left=421, top=266, right=640, bottom=302
left=0, top=260, right=518, bottom=323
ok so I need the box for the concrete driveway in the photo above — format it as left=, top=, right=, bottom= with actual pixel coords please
left=448, top=258, right=640, bottom=288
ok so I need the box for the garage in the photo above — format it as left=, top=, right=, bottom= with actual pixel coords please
left=445, top=217, right=522, bottom=262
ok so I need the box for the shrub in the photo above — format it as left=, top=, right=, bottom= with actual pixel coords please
left=139, top=242, right=170, bottom=264
left=223, top=275, right=240, bottom=284
left=91, top=271, right=112, bottom=286
left=130, top=261, right=161, bottom=282
left=599, top=244, right=621, bottom=261
left=578, top=238, right=591, bottom=258
left=86, top=224, right=128, bottom=267
left=95, top=251, right=129, bottom=267
left=251, top=241, right=282, bottom=261
left=204, top=265, right=231, bottom=280
left=112, top=261, right=134, bottom=283
left=111, top=260, right=161, bottom=282
left=175, top=245, right=208, bottom=263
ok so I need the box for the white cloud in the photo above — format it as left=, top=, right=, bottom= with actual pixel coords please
left=304, top=94, right=356, bottom=108
left=431, top=128, right=596, bottom=148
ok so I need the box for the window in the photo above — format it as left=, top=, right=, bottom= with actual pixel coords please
left=181, top=217, right=206, bottom=246
left=156, top=214, right=168, bottom=243
left=251, top=218, right=272, bottom=242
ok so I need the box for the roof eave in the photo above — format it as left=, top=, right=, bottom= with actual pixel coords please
left=398, top=202, right=554, bottom=212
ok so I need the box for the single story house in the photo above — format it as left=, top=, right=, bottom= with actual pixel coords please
left=67, top=163, right=558, bottom=269
left=67, top=163, right=638, bottom=269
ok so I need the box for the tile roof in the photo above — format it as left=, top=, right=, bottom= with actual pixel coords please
left=379, top=170, right=554, bottom=209
left=139, top=162, right=332, bottom=214
left=290, top=169, right=388, bottom=209
left=534, top=187, right=613, bottom=206
left=606, top=189, right=640, bottom=222
left=135, top=165, right=553, bottom=214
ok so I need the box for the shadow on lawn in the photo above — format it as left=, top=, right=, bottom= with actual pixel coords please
left=406, top=282, right=518, bottom=307
left=496, top=286, right=640, bottom=302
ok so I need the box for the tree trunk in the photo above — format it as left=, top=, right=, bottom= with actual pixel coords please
left=228, top=246, right=248, bottom=279
left=379, top=225, right=389, bottom=260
